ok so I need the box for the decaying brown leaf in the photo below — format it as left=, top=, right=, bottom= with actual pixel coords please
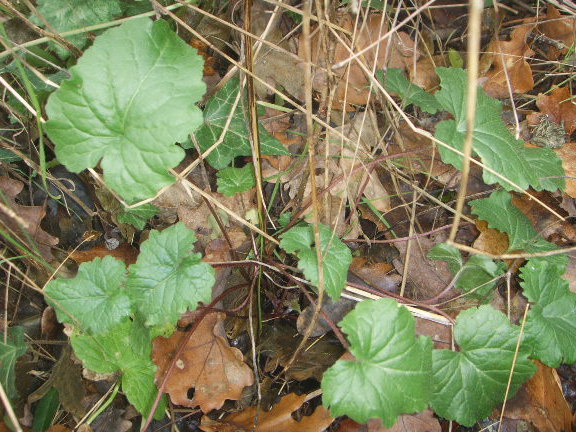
left=70, top=244, right=139, bottom=265
left=392, top=236, right=453, bottom=300
left=0, top=176, right=59, bottom=261
left=152, top=312, right=254, bottom=412
left=473, top=219, right=509, bottom=256
left=178, top=189, right=256, bottom=247
left=260, top=321, right=344, bottom=380
left=537, top=5, right=576, bottom=60
left=502, top=361, right=573, bottom=432
left=337, top=410, right=441, bottom=432
left=512, top=192, right=576, bottom=243
left=408, top=54, right=449, bottom=91
left=349, top=257, right=401, bottom=293
left=555, top=143, right=576, bottom=199
left=304, top=13, right=418, bottom=109
left=392, top=124, right=459, bottom=187
left=480, top=24, right=535, bottom=99
left=200, top=392, right=334, bottom=432
left=534, top=86, right=576, bottom=135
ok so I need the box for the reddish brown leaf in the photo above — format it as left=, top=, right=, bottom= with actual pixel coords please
left=535, top=86, right=576, bottom=135
left=473, top=219, right=509, bottom=256
left=481, top=24, right=535, bottom=98
left=0, top=176, right=59, bottom=261
left=537, top=5, right=576, bottom=60
left=200, top=392, right=334, bottom=432
left=502, top=361, right=573, bottom=432
left=350, top=257, right=401, bottom=293
left=408, top=55, right=449, bottom=91
left=152, top=312, right=254, bottom=412
left=70, top=244, right=139, bottom=265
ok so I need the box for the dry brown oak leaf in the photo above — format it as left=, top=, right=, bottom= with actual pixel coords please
left=303, top=13, right=418, bottom=109
left=152, top=312, right=254, bottom=412
left=200, top=392, right=334, bottom=432
left=480, top=24, right=535, bottom=99
left=0, top=176, right=58, bottom=261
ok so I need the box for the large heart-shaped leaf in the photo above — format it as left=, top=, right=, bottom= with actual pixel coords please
left=46, top=18, right=206, bottom=203
left=322, top=299, right=432, bottom=427
left=431, top=305, right=536, bottom=426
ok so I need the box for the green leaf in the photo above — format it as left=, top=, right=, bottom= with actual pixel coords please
left=278, top=212, right=292, bottom=228
left=71, top=319, right=159, bottom=416
left=117, top=204, right=159, bottom=230
left=520, top=257, right=576, bottom=367
left=280, top=224, right=352, bottom=300
left=33, top=0, right=122, bottom=58
left=44, top=256, right=131, bottom=335
left=432, top=67, right=564, bottom=192
left=46, top=18, right=206, bottom=203
left=0, top=326, right=28, bottom=399
left=322, top=299, right=432, bottom=427
left=470, top=190, right=566, bottom=267
left=431, top=305, right=536, bottom=426
left=0, top=149, right=21, bottom=163
left=216, top=164, right=256, bottom=196
left=448, top=49, right=464, bottom=68
left=192, top=77, right=290, bottom=169
left=32, top=388, right=59, bottom=432
left=428, top=243, right=505, bottom=299
left=379, top=68, right=442, bottom=114
left=127, top=223, right=215, bottom=327
left=427, top=243, right=463, bottom=274
left=471, top=191, right=537, bottom=252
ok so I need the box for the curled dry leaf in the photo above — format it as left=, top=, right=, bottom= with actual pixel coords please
left=200, top=392, right=334, bottom=432
left=480, top=24, right=535, bottom=99
left=152, top=312, right=254, bottom=412
left=537, top=5, right=576, bottom=60
left=303, top=13, right=418, bottom=109
left=0, top=176, right=59, bottom=261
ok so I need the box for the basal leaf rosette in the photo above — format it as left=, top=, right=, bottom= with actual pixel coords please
left=322, top=299, right=432, bottom=427
left=46, top=18, right=206, bottom=203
